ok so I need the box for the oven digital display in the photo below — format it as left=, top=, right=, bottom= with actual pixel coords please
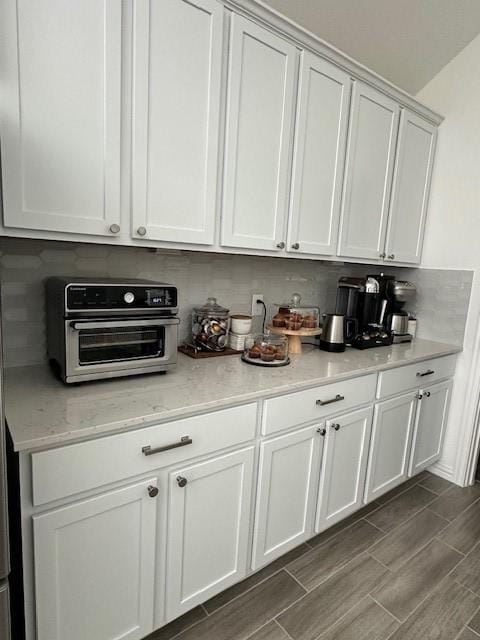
left=146, top=289, right=172, bottom=306
left=67, top=285, right=177, bottom=310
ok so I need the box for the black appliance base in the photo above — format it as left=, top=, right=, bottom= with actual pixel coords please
left=319, top=341, right=345, bottom=353
left=350, top=335, right=394, bottom=349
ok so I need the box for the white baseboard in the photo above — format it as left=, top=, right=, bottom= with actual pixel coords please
left=428, top=461, right=456, bottom=484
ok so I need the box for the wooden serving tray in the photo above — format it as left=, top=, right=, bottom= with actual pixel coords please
left=178, top=344, right=242, bottom=359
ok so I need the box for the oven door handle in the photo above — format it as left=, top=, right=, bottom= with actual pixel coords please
left=69, top=318, right=180, bottom=330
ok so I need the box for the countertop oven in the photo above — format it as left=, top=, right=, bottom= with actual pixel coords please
left=46, top=278, right=179, bottom=383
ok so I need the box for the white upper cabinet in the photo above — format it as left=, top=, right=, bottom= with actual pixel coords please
left=287, top=53, right=350, bottom=256
left=385, top=109, right=437, bottom=264
left=0, top=0, right=122, bottom=236
left=339, top=82, right=399, bottom=260
left=131, top=0, right=223, bottom=245
left=221, top=15, right=297, bottom=251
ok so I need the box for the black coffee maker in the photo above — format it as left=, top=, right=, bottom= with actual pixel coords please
left=335, top=275, right=395, bottom=349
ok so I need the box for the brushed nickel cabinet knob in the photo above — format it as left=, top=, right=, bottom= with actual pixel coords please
left=109, top=223, right=120, bottom=234
left=147, top=485, right=158, bottom=498
left=388, top=254, right=395, bottom=260
left=317, top=428, right=327, bottom=436
left=276, top=241, right=285, bottom=249
left=379, top=252, right=386, bottom=259
left=176, top=476, right=188, bottom=488
left=291, top=243, right=300, bottom=250
left=137, top=226, right=147, bottom=236
left=331, top=423, right=341, bottom=431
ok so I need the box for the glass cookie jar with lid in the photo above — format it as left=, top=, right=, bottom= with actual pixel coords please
left=272, top=293, right=320, bottom=329
left=192, top=297, right=230, bottom=351
left=243, top=333, right=289, bottom=366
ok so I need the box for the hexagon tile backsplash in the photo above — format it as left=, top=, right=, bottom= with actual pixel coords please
left=0, top=237, right=473, bottom=368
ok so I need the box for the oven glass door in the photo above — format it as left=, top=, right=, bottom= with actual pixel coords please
left=78, top=325, right=165, bottom=365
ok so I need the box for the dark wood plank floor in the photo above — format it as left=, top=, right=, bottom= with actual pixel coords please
left=145, top=472, right=480, bottom=640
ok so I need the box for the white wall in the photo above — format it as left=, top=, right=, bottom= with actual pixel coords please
left=417, top=32, right=480, bottom=483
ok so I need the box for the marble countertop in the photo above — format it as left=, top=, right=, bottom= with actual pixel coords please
left=5, top=339, right=461, bottom=452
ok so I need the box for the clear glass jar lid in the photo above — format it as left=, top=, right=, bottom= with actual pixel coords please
left=193, top=297, right=229, bottom=316
left=277, top=293, right=304, bottom=309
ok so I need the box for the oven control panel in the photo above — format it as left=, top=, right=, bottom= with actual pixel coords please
left=66, top=284, right=178, bottom=311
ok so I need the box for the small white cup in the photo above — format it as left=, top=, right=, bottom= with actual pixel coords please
left=230, top=314, right=253, bottom=335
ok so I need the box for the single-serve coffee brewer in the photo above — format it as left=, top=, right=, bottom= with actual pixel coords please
left=334, top=274, right=416, bottom=349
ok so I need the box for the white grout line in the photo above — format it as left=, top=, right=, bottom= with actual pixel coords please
left=199, top=545, right=314, bottom=619
left=434, top=535, right=466, bottom=557
left=283, top=567, right=309, bottom=593
left=166, top=610, right=209, bottom=640
left=166, top=477, right=478, bottom=640
left=365, top=550, right=393, bottom=573
left=274, top=619, right=296, bottom=640
left=368, top=594, right=403, bottom=624
left=364, top=517, right=387, bottom=534
left=452, top=625, right=480, bottom=640
left=308, top=595, right=374, bottom=639
left=386, top=569, right=471, bottom=631
left=429, top=490, right=480, bottom=524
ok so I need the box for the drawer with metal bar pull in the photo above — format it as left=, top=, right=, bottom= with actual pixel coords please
left=261, top=374, right=376, bottom=436
left=376, top=354, right=456, bottom=399
left=31, top=403, right=257, bottom=506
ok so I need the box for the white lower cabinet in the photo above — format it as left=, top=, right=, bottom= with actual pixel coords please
left=364, top=393, right=417, bottom=502
left=33, top=479, right=159, bottom=640
left=315, top=406, right=373, bottom=533
left=252, top=425, right=323, bottom=570
left=165, top=447, right=255, bottom=620
left=409, top=380, right=453, bottom=475
left=25, top=361, right=456, bottom=640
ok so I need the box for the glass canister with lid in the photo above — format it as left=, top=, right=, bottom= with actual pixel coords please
left=192, top=297, right=230, bottom=351
left=242, top=333, right=289, bottom=366
left=272, top=293, right=320, bottom=329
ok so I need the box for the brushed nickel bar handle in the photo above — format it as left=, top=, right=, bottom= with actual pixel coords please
left=316, top=394, right=345, bottom=406
left=142, top=436, right=192, bottom=456
left=416, top=369, right=434, bottom=377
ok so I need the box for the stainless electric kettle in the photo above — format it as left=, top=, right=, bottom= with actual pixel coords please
left=320, top=314, right=357, bottom=352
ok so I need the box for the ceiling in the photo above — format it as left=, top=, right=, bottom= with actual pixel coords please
left=262, top=0, right=480, bottom=94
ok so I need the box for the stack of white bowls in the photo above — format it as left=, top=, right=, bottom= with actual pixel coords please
left=229, top=314, right=253, bottom=351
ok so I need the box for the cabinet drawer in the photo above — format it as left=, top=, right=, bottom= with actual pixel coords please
left=377, top=355, right=456, bottom=399
left=262, top=374, right=376, bottom=435
left=31, top=403, right=257, bottom=506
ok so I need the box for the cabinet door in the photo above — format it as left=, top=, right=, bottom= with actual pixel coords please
left=131, top=0, right=223, bottom=244
left=287, top=52, right=350, bottom=256
left=166, top=447, right=254, bottom=620
left=0, top=0, right=122, bottom=236
left=364, top=393, right=417, bottom=503
left=385, top=109, right=437, bottom=264
left=315, top=406, right=373, bottom=533
left=33, top=479, right=158, bottom=640
left=0, top=582, right=10, bottom=640
left=409, top=380, right=452, bottom=475
left=252, top=425, right=323, bottom=570
left=221, top=15, right=297, bottom=251
left=338, top=82, right=399, bottom=260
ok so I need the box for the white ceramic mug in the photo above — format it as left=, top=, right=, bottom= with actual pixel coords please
left=230, top=314, right=253, bottom=335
